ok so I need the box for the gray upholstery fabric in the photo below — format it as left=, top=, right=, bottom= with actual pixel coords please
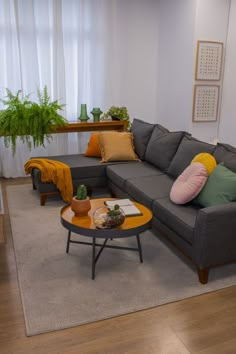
left=152, top=217, right=194, bottom=259
left=194, top=202, right=236, bottom=267
left=167, top=136, right=216, bottom=178
left=31, top=154, right=135, bottom=193
left=145, top=126, right=185, bottom=171
left=106, top=161, right=163, bottom=190
left=31, top=168, right=58, bottom=193
left=33, top=169, right=107, bottom=193
left=108, top=181, right=130, bottom=199
left=34, top=154, right=106, bottom=179
left=131, top=118, right=155, bottom=159
left=126, top=174, right=174, bottom=209
left=213, top=143, right=236, bottom=172
left=153, top=198, right=200, bottom=245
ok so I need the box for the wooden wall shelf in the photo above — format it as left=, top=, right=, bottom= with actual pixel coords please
left=0, top=121, right=128, bottom=137
left=51, top=121, right=128, bottom=134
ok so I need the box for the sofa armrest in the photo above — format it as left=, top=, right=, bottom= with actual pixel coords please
left=193, top=202, right=236, bottom=268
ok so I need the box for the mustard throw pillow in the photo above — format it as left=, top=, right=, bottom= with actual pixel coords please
left=191, top=152, right=216, bottom=175
left=98, top=132, right=139, bottom=162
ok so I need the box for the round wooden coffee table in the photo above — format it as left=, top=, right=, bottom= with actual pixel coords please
left=60, top=198, right=152, bottom=279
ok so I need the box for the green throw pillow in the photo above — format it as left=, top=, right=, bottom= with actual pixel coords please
left=195, top=163, right=236, bottom=207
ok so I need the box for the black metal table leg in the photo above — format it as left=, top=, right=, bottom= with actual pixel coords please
left=66, top=231, right=71, bottom=253
left=136, top=234, right=143, bottom=263
left=65, top=231, right=145, bottom=278
left=92, top=237, right=96, bottom=280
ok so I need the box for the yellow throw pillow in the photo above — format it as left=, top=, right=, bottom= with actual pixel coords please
left=191, top=153, right=217, bottom=175
left=98, top=131, right=139, bottom=163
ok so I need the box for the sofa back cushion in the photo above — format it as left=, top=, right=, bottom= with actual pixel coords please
left=145, top=125, right=185, bottom=172
left=167, top=135, right=215, bottom=178
left=213, top=143, right=236, bottom=172
left=131, top=119, right=155, bottom=159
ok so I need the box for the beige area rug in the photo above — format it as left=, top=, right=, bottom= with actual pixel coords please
left=7, top=185, right=236, bottom=336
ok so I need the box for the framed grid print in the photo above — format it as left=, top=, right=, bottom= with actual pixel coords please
left=193, top=85, right=219, bottom=122
left=195, top=41, right=223, bottom=81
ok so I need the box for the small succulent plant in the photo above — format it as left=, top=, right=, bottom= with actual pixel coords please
left=76, top=184, right=87, bottom=200
left=93, top=204, right=125, bottom=229
left=107, top=204, right=122, bottom=217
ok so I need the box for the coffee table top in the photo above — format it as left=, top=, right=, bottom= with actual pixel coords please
left=60, top=198, right=153, bottom=238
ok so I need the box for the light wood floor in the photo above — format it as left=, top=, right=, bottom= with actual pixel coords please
left=1, top=177, right=236, bottom=354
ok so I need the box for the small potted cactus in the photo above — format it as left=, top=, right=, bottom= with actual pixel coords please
left=71, top=184, right=91, bottom=217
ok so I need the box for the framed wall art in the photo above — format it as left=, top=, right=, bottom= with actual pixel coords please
left=195, top=41, right=223, bottom=81
left=193, top=85, right=219, bottom=122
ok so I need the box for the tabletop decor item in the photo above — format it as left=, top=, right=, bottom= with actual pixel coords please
left=93, top=204, right=125, bottom=229
left=71, top=184, right=91, bottom=216
left=78, top=104, right=90, bottom=122
left=91, top=107, right=103, bottom=122
left=104, top=106, right=131, bottom=129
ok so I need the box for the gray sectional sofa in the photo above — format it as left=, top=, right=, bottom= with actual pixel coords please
left=31, top=119, right=236, bottom=284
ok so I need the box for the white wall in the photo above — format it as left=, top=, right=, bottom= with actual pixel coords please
left=116, top=0, right=159, bottom=123
left=102, top=0, right=159, bottom=124
left=155, top=0, right=233, bottom=143
left=190, top=0, right=231, bottom=143
left=156, top=0, right=197, bottom=131
left=219, top=0, right=236, bottom=146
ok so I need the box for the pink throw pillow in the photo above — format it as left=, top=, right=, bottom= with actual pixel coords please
left=170, top=162, right=208, bottom=204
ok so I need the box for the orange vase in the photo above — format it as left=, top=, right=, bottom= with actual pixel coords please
left=71, top=197, right=91, bottom=217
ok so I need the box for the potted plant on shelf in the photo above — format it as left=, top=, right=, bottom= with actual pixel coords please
left=0, top=86, right=67, bottom=155
left=104, top=106, right=131, bottom=129
left=71, top=184, right=91, bottom=217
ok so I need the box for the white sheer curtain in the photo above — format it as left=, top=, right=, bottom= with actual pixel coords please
left=0, top=0, right=159, bottom=177
left=0, top=0, right=120, bottom=177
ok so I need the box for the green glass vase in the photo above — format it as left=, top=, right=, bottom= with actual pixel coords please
left=91, top=107, right=103, bottom=122
left=78, top=104, right=90, bottom=122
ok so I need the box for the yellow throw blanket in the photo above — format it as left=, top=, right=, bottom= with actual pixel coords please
left=24, top=158, right=73, bottom=203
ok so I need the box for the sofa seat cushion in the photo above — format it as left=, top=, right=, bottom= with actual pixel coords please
left=167, top=135, right=216, bottom=178
left=34, top=154, right=107, bottom=179
left=153, top=198, right=200, bottom=245
left=126, top=174, right=174, bottom=209
left=32, top=155, right=141, bottom=193
left=106, top=162, right=163, bottom=190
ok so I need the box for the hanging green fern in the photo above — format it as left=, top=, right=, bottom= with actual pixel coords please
left=0, top=86, right=67, bottom=154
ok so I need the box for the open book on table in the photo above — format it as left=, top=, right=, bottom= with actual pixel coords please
left=105, top=199, right=142, bottom=217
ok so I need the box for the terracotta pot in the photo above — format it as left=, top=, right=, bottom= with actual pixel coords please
left=71, top=197, right=91, bottom=217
